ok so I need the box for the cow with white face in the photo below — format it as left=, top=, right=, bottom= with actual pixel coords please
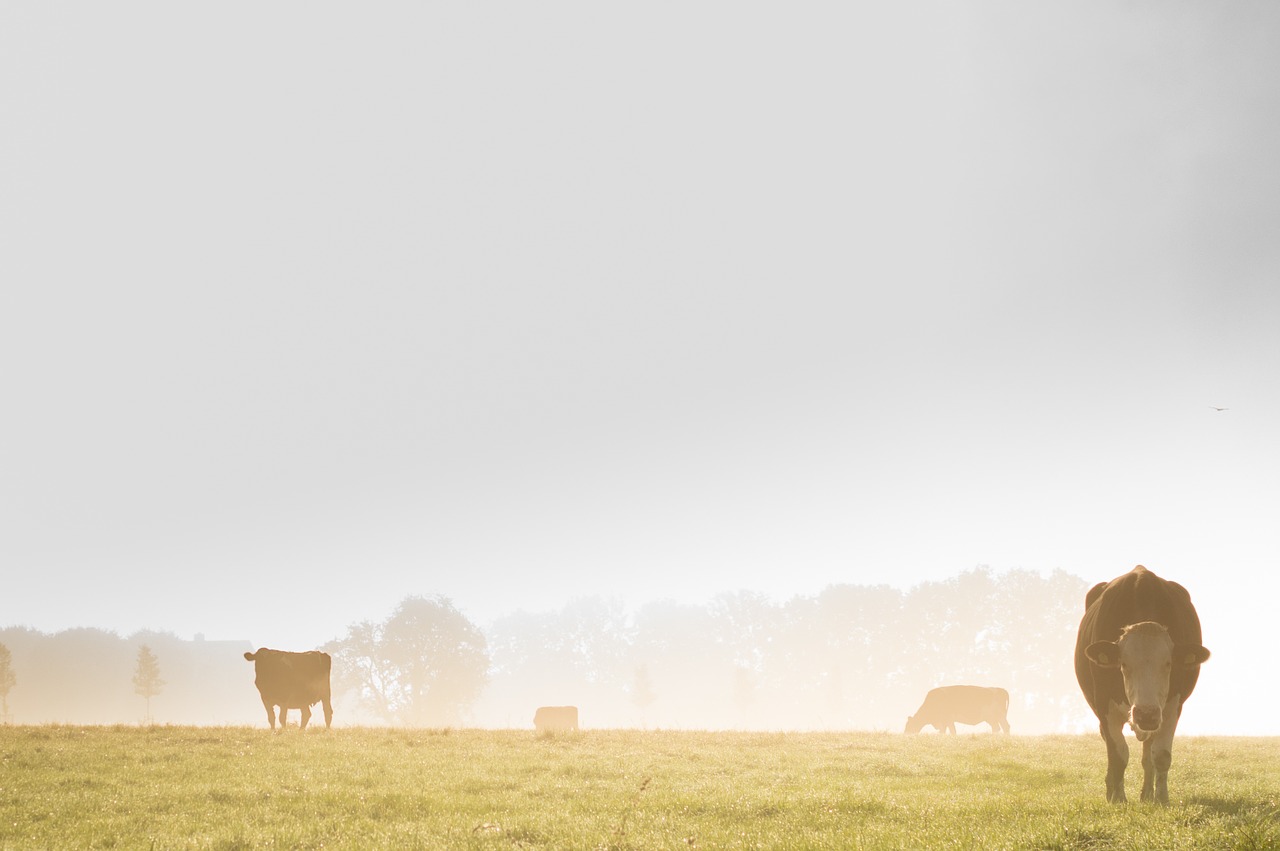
left=1075, top=566, right=1210, bottom=804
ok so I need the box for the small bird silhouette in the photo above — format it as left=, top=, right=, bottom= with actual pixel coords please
left=1209, top=406, right=1229, bottom=412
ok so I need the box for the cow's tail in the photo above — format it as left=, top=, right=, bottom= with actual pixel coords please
left=1000, top=688, right=1010, bottom=714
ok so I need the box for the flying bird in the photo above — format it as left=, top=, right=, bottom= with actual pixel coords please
left=1209, top=406, right=1229, bottom=412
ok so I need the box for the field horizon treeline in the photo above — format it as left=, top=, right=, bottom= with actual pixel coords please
left=1, top=567, right=1095, bottom=732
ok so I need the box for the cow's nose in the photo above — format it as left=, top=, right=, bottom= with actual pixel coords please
left=1131, top=706, right=1162, bottom=732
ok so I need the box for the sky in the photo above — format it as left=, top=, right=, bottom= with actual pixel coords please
left=3, top=3, right=1279, bottom=732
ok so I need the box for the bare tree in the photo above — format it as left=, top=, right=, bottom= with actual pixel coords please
left=132, top=644, right=165, bottom=724
left=0, top=642, right=15, bottom=723
left=629, top=663, right=656, bottom=726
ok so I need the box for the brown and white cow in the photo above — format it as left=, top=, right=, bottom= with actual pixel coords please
left=1074, top=565, right=1209, bottom=804
left=533, top=705, right=579, bottom=732
left=244, top=648, right=334, bottom=731
left=904, top=685, right=1010, bottom=734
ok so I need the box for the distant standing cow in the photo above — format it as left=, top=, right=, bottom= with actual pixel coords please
left=244, top=648, right=333, bottom=731
left=905, top=686, right=1010, bottom=734
left=533, top=705, right=579, bottom=732
left=1075, top=565, right=1209, bottom=804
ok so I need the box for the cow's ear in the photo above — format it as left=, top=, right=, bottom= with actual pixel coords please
left=1086, top=641, right=1121, bottom=668
left=1174, top=644, right=1210, bottom=665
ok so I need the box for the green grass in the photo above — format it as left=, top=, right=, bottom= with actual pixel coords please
left=2, top=727, right=1278, bottom=850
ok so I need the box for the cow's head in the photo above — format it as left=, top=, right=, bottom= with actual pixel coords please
left=903, top=715, right=924, bottom=734
left=1086, top=621, right=1210, bottom=735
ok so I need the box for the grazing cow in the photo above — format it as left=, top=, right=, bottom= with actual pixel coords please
left=244, top=648, right=333, bottom=731
left=904, top=685, right=1011, bottom=734
left=1074, top=565, right=1210, bottom=804
left=533, top=705, right=579, bottom=732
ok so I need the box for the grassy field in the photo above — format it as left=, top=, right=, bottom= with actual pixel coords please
left=2, top=726, right=1278, bottom=850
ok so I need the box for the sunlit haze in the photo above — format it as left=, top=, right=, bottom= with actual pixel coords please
left=3, top=2, right=1278, bottom=734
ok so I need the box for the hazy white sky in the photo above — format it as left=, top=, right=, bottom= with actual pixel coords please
left=3, top=2, right=1279, bottom=731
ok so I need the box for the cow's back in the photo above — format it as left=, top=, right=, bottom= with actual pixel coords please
left=922, top=686, right=1004, bottom=724
left=533, top=705, right=579, bottom=732
left=246, top=648, right=332, bottom=706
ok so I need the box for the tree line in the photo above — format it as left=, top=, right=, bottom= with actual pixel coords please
left=0, top=568, right=1093, bottom=732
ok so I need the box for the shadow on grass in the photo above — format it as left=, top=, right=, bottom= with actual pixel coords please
left=1183, top=795, right=1280, bottom=851
left=1183, top=794, right=1276, bottom=817
left=1030, top=824, right=1117, bottom=851
left=534, top=730, right=587, bottom=745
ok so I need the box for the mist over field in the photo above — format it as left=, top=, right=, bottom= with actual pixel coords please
left=4, top=4, right=1277, bottom=848
left=3, top=2, right=1279, bottom=746
left=0, top=566, right=1184, bottom=734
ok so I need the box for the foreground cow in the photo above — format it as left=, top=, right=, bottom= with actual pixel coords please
left=1074, top=565, right=1209, bottom=804
left=244, top=648, right=333, bottom=731
left=533, top=705, right=579, bottom=732
left=905, top=685, right=1010, bottom=734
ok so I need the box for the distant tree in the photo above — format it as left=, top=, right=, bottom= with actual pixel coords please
left=132, top=644, right=165, bottom=723
left=889, top=567, right=1092, bottom=733
left=787, top=583, right=905, bottom=727
left=326, top=595, right=490, bottom=726
left=709, top=591, right=780, bottom=680
left=0, top=642, right=15, bottom=723
left=489, top=596, right=633, bottom=703
left=732, top=665, right=756, bottom=726
left=629, top=600, right=723, bottom=728
left=629, top=663, right=656, bottom=722
left=469, top=569, right=1092, bottom=732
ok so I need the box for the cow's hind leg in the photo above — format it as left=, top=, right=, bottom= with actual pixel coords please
left=1101, top=707, right=1130, bottom=803
left=322, top=698, right=334, bottom=729
left=279, top=707, right=288, bottom=728
left=299, top=704, right=312, bottom=730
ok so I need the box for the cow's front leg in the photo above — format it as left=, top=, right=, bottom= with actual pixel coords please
left=945, top=722, right=956, bottom=734
left=1140, top=738, right=1155, bottom=802
left=279, top=706, right=289, bottom=728
left=299, top=704, right=312, bottom=730
left=1103, top=702, right=1130, bottom=803
left=261, top=697, right=278, bottom=730
left=1141, top=695, right=1182, bottom=804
